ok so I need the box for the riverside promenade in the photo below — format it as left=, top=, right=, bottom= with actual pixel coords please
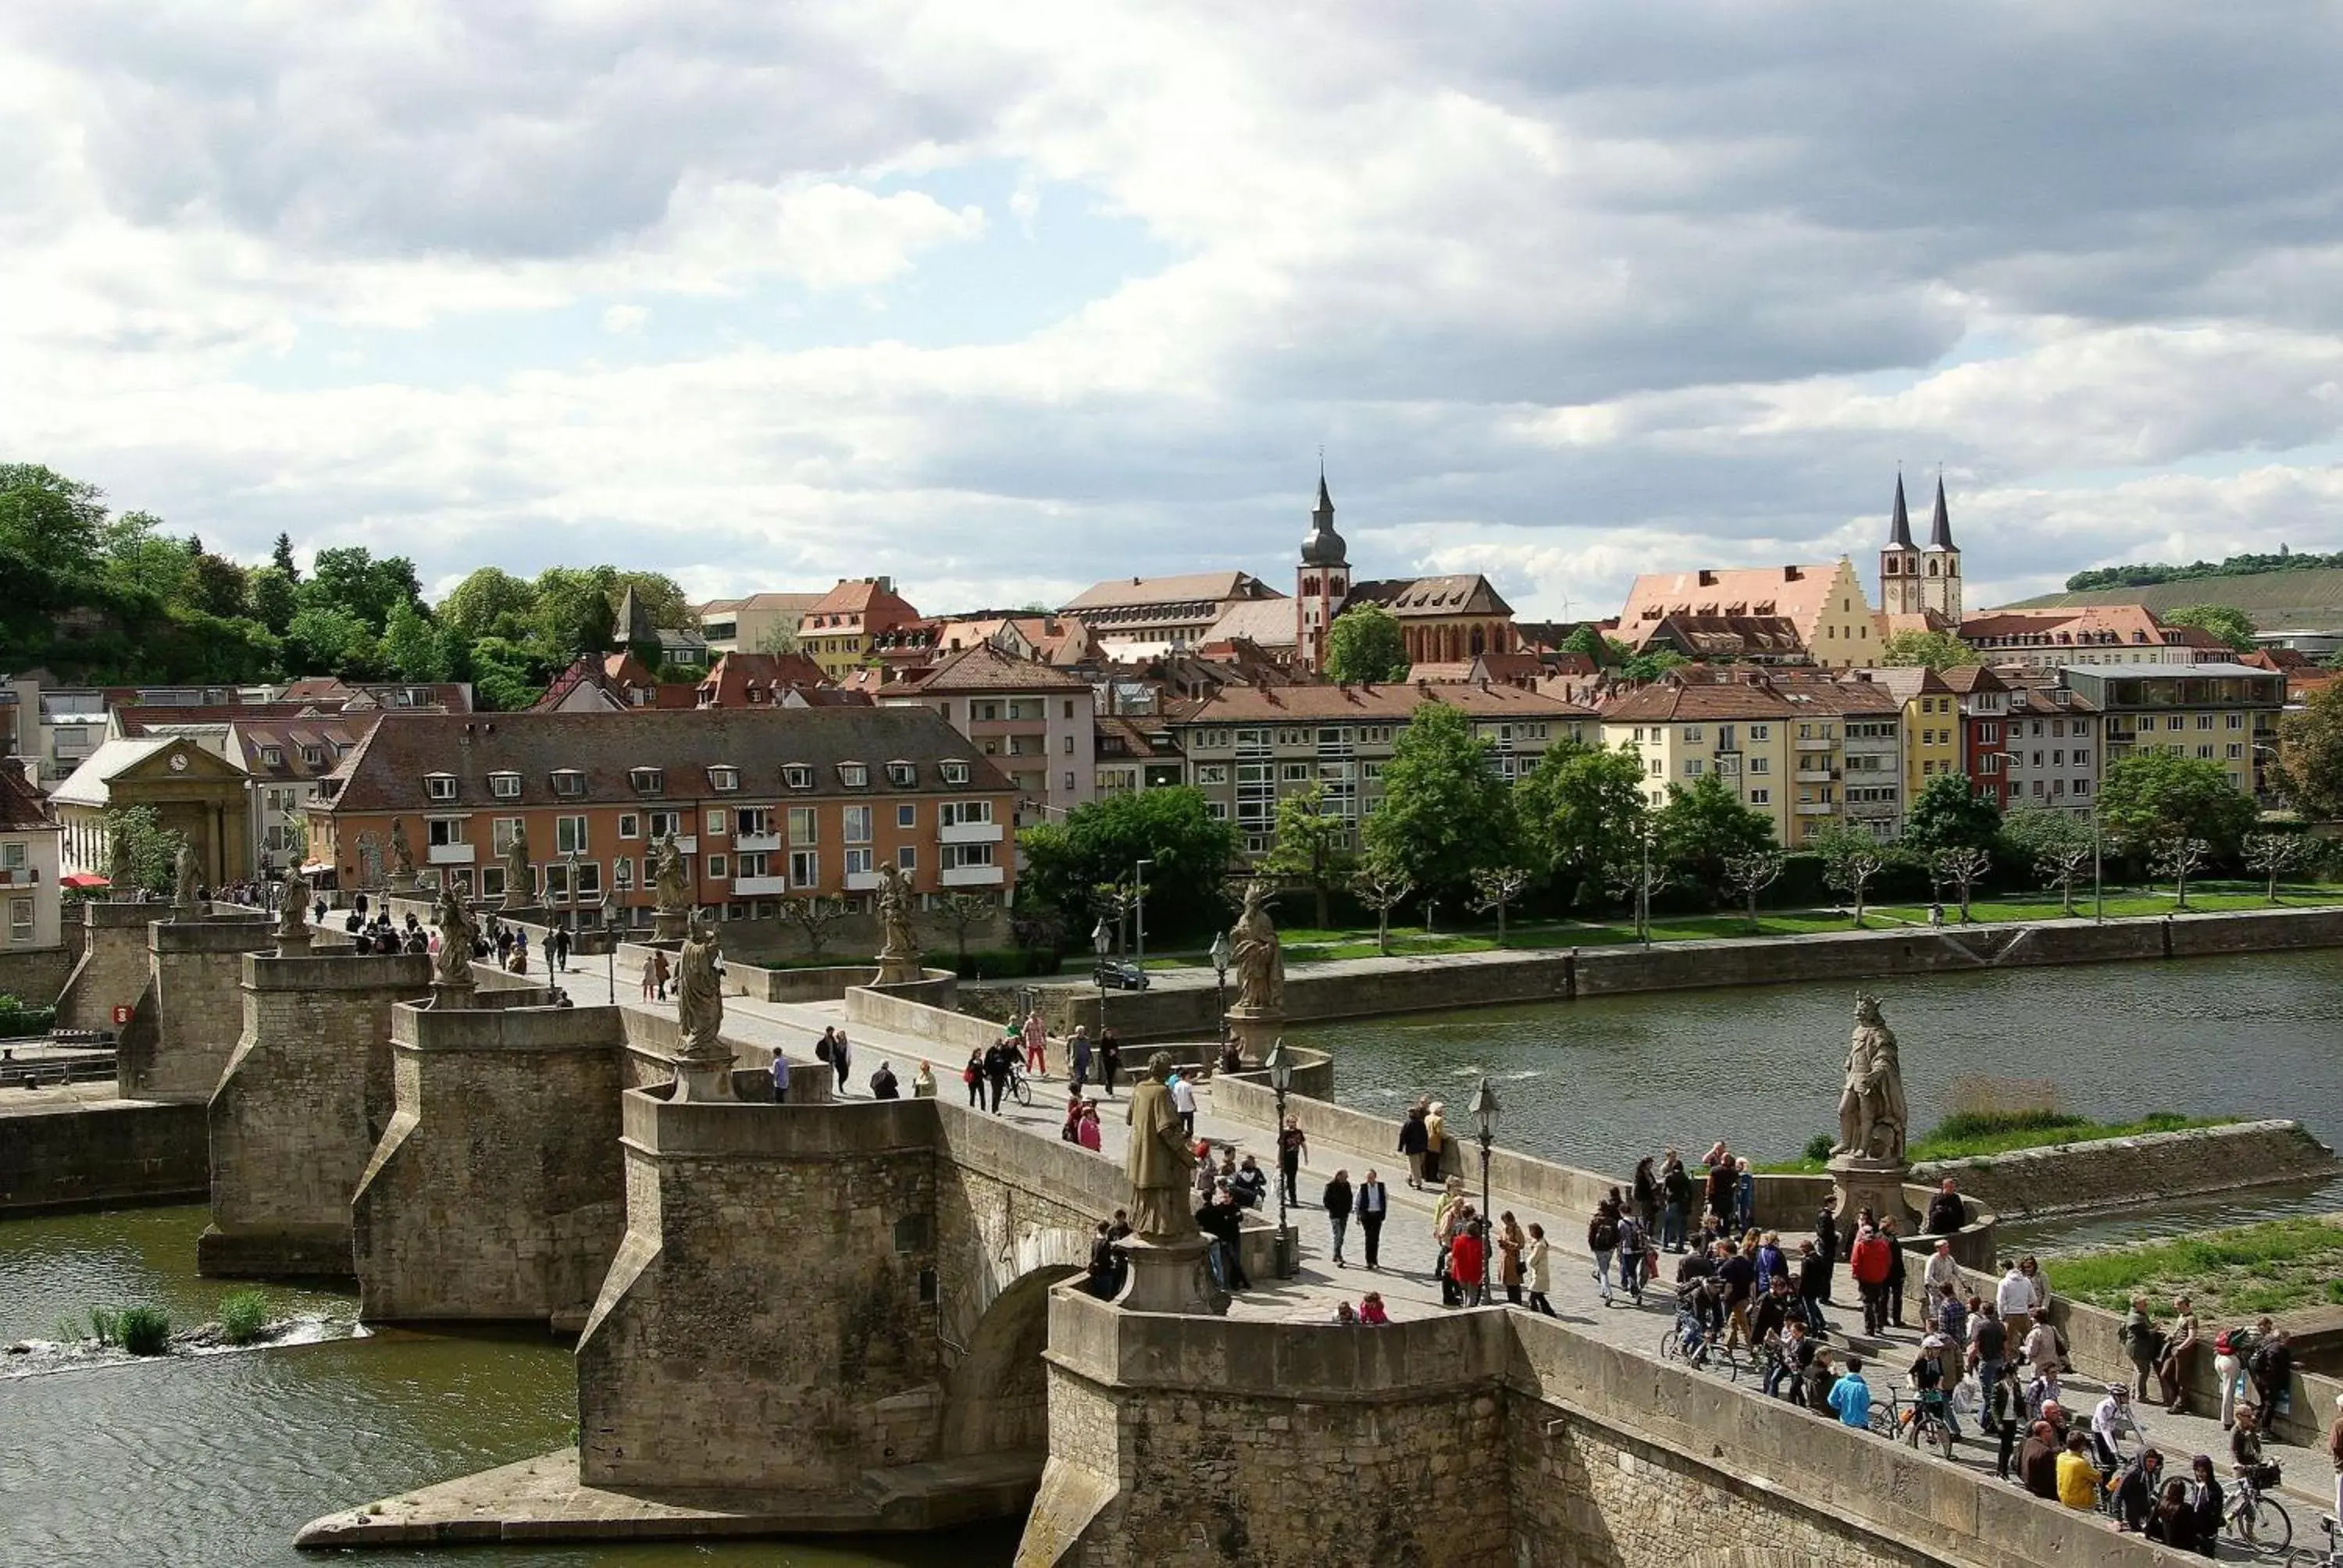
left=547, top=950, right=2331, bottom=1540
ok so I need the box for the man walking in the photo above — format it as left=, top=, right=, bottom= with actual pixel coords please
left=983, top=1038, right=1015, bottom=1114
left=1020, top=1010, right=1049, bottom=1078
left=1322, top=1169, right=1353, bottom=1267
left=550, top=924, right=571, bottom=973
left=1170, top=1070, right=1198, bottom=1138
left=1277, top=1115, right=1307, bottom=1206
left=1068, top=1028, right=1093, bottom=1096
left=1355, top=1170, right=1388, bottom=1270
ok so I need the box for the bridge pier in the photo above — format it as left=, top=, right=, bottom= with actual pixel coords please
left=119, top=912, right=275, bottom=1101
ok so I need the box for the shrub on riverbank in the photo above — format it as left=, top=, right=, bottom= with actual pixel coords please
left=216, top=1290, right=270, bottom=1345
left=2050, top=1217, right=2343, bottom=1317
left=89, top=1305, right=173, bottom=1356
left=1760, top=1110, right=2234, bottom=1172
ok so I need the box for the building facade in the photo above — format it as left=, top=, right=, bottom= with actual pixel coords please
left=1061, top=572, right=1286, bottom=661
left=1938, top=665, right=2013, bottom=809
left=1999, top=682, right=2101, bottom=814
left=1877, top=474, right=1962, bottom=626
left=1619, top=559, right=1882, bottom=669
left=1959, top=606, right=2227, bottom=670
left=696, top=592, right=826, bottom=659
left=51, top=733, right=255, bottom=886
left=308, top=708, right=1018, bottom=924
left=2057, top=663, right=2284, bottom=802
left=1169, top=682, right=1592, bottom=857
left=1287, top=476, right=1517, bottom=671
left=883, top=643, right=1097, bottom=824
left=0, top=764, right=62, bottom=953
left=797, top=578, right=925, bottom=681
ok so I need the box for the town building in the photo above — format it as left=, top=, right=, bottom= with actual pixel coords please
left=690, top=652, right=835, bottom=709
left=1629, top=614, right=1811, bottom=665
left=1958, top=605, right=2228, bottom=669
left=1061, top=572, right=1286, bottom=661
left=881, top=643, right=1097, bottom=823
left=695, top=591, right=826, bottom=659
left=308, top=707, right=1016, bottom=923
left=533, top=653, right=700, bottom=712
left=1092, top=715, right=1185, bottom=796
left=1998, top=679, right=2101, bottom=814
left=114, top=709, right=380, bottom=877
left=0, top=763, right=63, bottom=954
left=1168, top=682, right=1592, bottom=857
left=1291, top=476, right=1518, bottom=669
left=2056, top=662, right=2285, bottom=802
left=275, top=678, right=475, bottom=712
left=1598, top=672, right=1804, bottom=839
left=1618, top=559, right=1882, bottom=669
left=612, top=585, right=708, bottom=670
left=797, top=578, right=925, bottom=681
left=1774, top=673, right=1907, bottom=842
left=1876, top=474, right=1963, bottom=632
left=929, top=614, right=1100, bottom=668
left=1853, top=666, right=1961, bottom=807
left=51, top=732, right=254, bottom=886
left=1937, top=665, right=2014, bottom=809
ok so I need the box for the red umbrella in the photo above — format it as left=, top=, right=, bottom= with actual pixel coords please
left=61, top=872, right=109, bottom=889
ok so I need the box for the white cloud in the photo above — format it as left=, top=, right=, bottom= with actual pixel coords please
left=601, top=304, right=647, bottom=335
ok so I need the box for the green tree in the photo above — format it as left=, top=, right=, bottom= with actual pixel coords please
left=1350, top=857, right=1414, bottom=955
left=1721, top=848, right=1785, bottom=930
left=284, top=606, right=383, bottom=678
left=1998, top=804, right=2094, bottom=912
left=246, top=566, right=299, bottom=635
left=611, top=570, right=692, bottom=633
left=1257, top=779, right=1355, bottom=928
left=101, top=511, right=192, bottom=601
left=1619, top=650, right=1689, bottom=682
left=381, top=601, right=455, bottom=682
left=0, top=464, right=108, bottom=575
left=1558, top=624, right=1606, bottom=662
left=269, top=531, right=300, bottom=581
left=1323, top=604, right=1410, bottom=683
left=305, top=546, right=423, bottom=630
left=2162, top=604, right=2257, bottom=654
left=1901, top=772, right=2002, bottom=857
left=1811, top=824, right=1889, bottom=925
left=1514, top=741, right=1647, bottom=908
left=1016, top=787, right=1238, bottom=943
left=755, top=620, right=803, bottom=655
left=2098, top=750, right=2259, bottom=857
left=1651, top=773, right=1775, bottom=903
left=527, top=566, right=621, bottom=661
left=1881, top=629, right=1981, bottom=671
left=2241, top=831, right=2318, bottom=903
left=101, top=804, right=188, bottom=896
left=437, top=566, right=539, bottom=642
left=184, top=550, right=251, bottom=620
left=1361, top=702, right=1514, bottom=906
left=2271, top=682, right=2343, bottom=820
left=468, top=636, right=547, bottom=711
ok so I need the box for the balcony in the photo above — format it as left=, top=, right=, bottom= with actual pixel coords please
left=0, top=867, right=37, bottom=886
left=939, top=820, right=1003, bottom=845
left=733, top=832, right=782, bottom=853
left=1795, top=768, right=1839, bottom=783
left=940, top=864, right=1006, bottom=887
left=1794, top=802, right=1835, bottom=816
left=426, top=843, right=476, bottom=865
left=733, top=875, right=790, bottom=897
left=844, top=869, right=881, bottom=892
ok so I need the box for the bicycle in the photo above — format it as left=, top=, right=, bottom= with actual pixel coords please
left=2227, top=1461, right=2294, bottom=1558
left=1002, top=1060, right=1034, bottom=1108
left=2284, top=1510, right=2337, bottom=1567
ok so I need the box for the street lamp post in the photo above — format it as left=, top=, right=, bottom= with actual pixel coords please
left=1134, top=858, right=1153, bottom=970
left=1267, top=1036, right=1295, bottom=1277
left=2092, top=809, right=2104, bottom=924
left=1469, top=1076, right=1501, bottom=1241
left=1638, top=828, right=1653, bottom=946
left=1208, top=929, right=1231, bottom=1055
left=565, top=850, right=581, bottom=970
left=1091, top=916, right=1113, bottom=1035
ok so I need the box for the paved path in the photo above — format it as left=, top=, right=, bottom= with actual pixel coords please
left=544, top=953, right=2331, bottom=1547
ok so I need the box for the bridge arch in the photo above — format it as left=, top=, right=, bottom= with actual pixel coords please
left=939, top=1263, right=1082, bottom=1459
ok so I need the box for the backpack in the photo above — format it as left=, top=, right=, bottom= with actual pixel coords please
left=815, top=1037, right=833, bottom=1063
left=1617, top=1217, right=1646, bottom=1254
left=1589, top=1213, right=1620, bottom=1252
left=2216, top=1327, right=2248, bottom=1357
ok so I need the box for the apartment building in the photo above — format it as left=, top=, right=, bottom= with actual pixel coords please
left=696, top=591, right=826, bottom=658
left=1778, top=675, right=1905, bottom=843
left=1959, top=606, right=2229, bottom=670
left=0, top=764, right=62, bottom=953
left=797, top=578, right=925, bottom=681
left=308, top=707, right=1018, bottom=925
left=883, top=643, right=1097, bottom=824
left=1599, top=675, right=1803, bottom=842
left=1168, top=682, right=1592, bottom=857
left=1093, top=716, right=1185, bottom=796
left=1999, top=682, right=2101, bottom=814
left=2056, top=663, right=2284, bottom=802
left=1856, top=667, right=1960, bottom=805
left=1060, top=572, right=1286, bottom=661
left=1938, top=665, right=2014, bottom=808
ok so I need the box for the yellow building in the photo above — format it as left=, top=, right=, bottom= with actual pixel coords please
left=1598, top=675, right=1804, bottom=843
left=1859, top=667, right=1959, bottom=804
left=1617, top=558, right=1882, bottom=669
left=2057, top=663, right=2285, bottom=799
left=797, top=577, right=925, bottom=681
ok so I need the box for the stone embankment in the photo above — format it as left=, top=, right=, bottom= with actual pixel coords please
left=1913, top=1119, right=2339, bottom=1220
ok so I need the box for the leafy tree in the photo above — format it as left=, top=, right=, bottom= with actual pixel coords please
left=934, top=891, right=998, bottom=964
left=1652, top=773, right=1774, bottom=903
left=1619, top=650, right=1690, bottom=682
left=101, top=805, right=187, bottom=896
left=1467, top=864, right=1531, bottom=940
left=1721, top=848, right=1785, bottom=930
left=381, top=601, right=456, bottom=683
left=1600, top=844, right=1670, bottom=943
left=0, top=464, right=107, bottom=574
left=270, top=532, right=300, bottom=581
left=1902, top=773, right=2002, bottom=858
left=1812, top=824, right=1888, bottom=925
left=2098, top=750, right=2259, bottom=857
left=780, top=894, right=851, bottom=957
left=184, top=550, right=251, bottom=620
left=2241, top=832, right=2317, bottom=903
left=755, top=620, right=804, bottom=655
left=2271, top=682, right=2343, bottom=821
left=247, top=566, right=299, bottom=634
left=1323, top=604, right=1410, bottom=683
left=305, top=546, right=423, bottom=630
left=2160, top=604, right=2258, bottom=653
left=1931, top=845, right=1992, bottom=921
left=1362, top=702, right=1514, bottom=906
left=1881, top=629, right=1981, bottom=671
left=1258, top=780, right=1354, bottom=928
left=1559, top=624, right=1607, bottom=662
left=284, top=606, right=382, bottom=678
left=1350, top=858, right=1413, bottom=955
left=468, top=636, right=547, bottom=711
left=1999, top=805, right=2094, bottom=914
left=611, top=571, right=692, bottom=633
left=528, top=566, right=622, bottom=661
left=437, top=567, right=540, bottom=642
left=2149, top=836, right=2211, bottom=908
left=1514, top=741, right=1646, bottom=908
left=102, top=511, right=193, bottom=601
left=1017, top=787, right=1238, bottom=944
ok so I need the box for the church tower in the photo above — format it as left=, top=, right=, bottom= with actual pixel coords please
left=1297, top=470, right=1350, bottom=672
left=1878, top=474, right=1922, bottom=616
left=1920, top=476, right=1961, bottom=622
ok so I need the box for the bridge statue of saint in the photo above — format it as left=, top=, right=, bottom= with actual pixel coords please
left=1116, top=1052, right=1225, bottom=1315
left=1826, top=990, right=1916, bottom=1231
left=1221, top=880, right=1286, bottom=1065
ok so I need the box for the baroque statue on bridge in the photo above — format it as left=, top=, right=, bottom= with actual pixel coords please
left=1124, top=1051, right=1199, bottom=1241
left=674, top=914, right=726, bottom=1060
left=1228, top=880, right=1284, bottom=1016
left=1831, top=991, right=1908, bottom=1165
left=501, top=823, right=533, bottom=910
left=276, top=868, right=309, bottom=943
left=172, top=843, right=200, bottom=911
left=389, top=818, right=416, bottom=880
left=432, top=881, right=475, bottom=990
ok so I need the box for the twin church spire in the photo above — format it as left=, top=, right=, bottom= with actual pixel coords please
left=1879, top=473, right=1961, bottom=622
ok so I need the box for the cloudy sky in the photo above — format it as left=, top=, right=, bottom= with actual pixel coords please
left=9, top=2, right=2343, bottom=622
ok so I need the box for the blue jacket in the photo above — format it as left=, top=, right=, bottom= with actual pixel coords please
left=1828, top=1373, right=1872, bottom=1429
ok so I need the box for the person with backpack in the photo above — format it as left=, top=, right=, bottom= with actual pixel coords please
left=1617, top=1209, right=1650, bottom=1306
left=2213, top=1320, right=2265, bottom=1431
left=1587, top=1200, right=1622, bottom=1306
left=1661, top=1150, right=1693, bottom=1252
left=2247, top=1327, right=2294, bottom=1426
left=1396, top=1105, right=1432, bottom=1189
left=2120, top=1297, right=2164, bottom=1402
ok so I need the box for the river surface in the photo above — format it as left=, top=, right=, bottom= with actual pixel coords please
left=5, top=950, right=2340, bottom=1566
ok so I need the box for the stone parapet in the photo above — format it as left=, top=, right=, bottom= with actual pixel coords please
left=1911, top=1118, right=2338, bottom=1220
left=352, top=997, right=626, bottom=1325
left=199, top=950, right=433, bottom=1279
left=53, top=900, right=169, bottom=1032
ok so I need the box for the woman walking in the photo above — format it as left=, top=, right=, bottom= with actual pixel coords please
left=1525, top=1223, right=1556, bottom=1315
left=1498, top=1212, right=1527, bottom=1306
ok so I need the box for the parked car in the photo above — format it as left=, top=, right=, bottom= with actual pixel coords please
left=1092, top=959, right=1150, bottom=992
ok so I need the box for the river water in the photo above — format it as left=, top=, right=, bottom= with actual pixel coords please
left=4, top=950, right=2338, bottom=1566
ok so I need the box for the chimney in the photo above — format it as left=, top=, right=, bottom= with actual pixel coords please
left=1697, top=569, right=1717, bottom=587
left=1783, top=565, right=1803, bottom=582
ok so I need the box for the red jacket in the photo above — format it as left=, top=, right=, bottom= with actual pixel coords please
left=1449, top=1232, right=1486, bottom=1285
left=1849, top=1234, right=1893, bottom=1287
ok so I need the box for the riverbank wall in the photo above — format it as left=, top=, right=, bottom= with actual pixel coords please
left=1046, top=904, right=2343, bottom=1040
left=1912, top=1119, right=2339, bottom=1221
left=0, top=1094, right=209, bottom=1213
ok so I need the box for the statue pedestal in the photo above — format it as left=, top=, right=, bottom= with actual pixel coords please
left=1223, top=1006, right=1285, bottom=1067
left=430, top=978, right=475, bottom=1009
left=651, top=908, right=689, bottom=943
left=872, top=950, right=923, bottom=986
left=274, top=930, right=312, bottom=957
left=387, top=871, right=419, bottom=898
left=1113, top=1235, right=1228, bottom=1316
left=1828, top=1155, right=1916, bottom=1234
left=172, top=901, right=200, bottom=923
left=669, top=1052, right=736, bottom=1104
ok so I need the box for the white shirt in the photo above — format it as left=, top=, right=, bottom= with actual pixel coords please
left=1169, top=1078, right=1196, bottom=1114
left=1996, top=1269, right=2032, bottom=1320
left=1924, top=1252, right=1963, bottom=1297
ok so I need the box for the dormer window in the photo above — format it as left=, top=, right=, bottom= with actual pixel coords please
left=490, top=771, right=522, bottom=800
left=940, top=759, right=971, bottom=785
left=709, top=766, right=739, bottom=793
left=630, top=767, right=665, bottom=795
left=301, top=746, right=325, bottom=767
left=424, top=773, right=457, bottom=801
left=838, top=763, right=867, bottom=788
left=783, top=764, right=814, bottom=790
left=886, top=761, right=917, bottom=787
left=260, top=747, right=284, bottom=766
left=551, top=769, right=587, bottom=798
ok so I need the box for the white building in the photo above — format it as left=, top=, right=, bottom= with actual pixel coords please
left=0, top=763, right=64, bottom=953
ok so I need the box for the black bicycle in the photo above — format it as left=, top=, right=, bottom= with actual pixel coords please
left=2228, top=1461, right=2293, bottom=1558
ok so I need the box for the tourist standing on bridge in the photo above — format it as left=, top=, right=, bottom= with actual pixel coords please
left=1924, top=1178, right=1964, bottom=1235
left=2248, top=1327, right=2294, bottom=1425
left=1322, top=1169, right=1352, bottom=1265
left=1397, top=1105, right=1431, bottom=1188
left=1449, top=1219, right=1487, bottom=1308
left=1276, top=1115, right=1307, bottom=1205
left=1524, top=1222, right=1554, bottom=1314
left=2157, top=1296, right=2198, bottom=1413
left=1849, top=1224, right=1893, bottom=1337
left=1021, top=1011, right=1048, bottom=1078
left=2018, top=1421, right=2060, bottom=1499
left=1068, top=1028, right=1092, bottom=1095
left=832, top=1031, right=853, bottom=1094
left=1497, top=1212, right=1526, bottom=1305
left=1813, top=1195, right=1839, bottom=1300
left=1660, top=1150, right=1691, bottom=1252
left=1880, top=1218, right=1908, bottom=1327
left=2120, top=1297, right=2163, bottom=1401
left=1097, top=1029, right=1122, bottom=1097
left=870, top=1061, right=900, bottom=1100
left=771, top=1052, right=790, bottom=1101
left=1631, top=1155, right=1660, bottom=1239
left=1827, top=1356, right=1870, bottom=1430
left=551, top=925, right=570, bottom=972
left=1171, top=1071, right=1197, bottom=1138
left=1423, top=1101, right=1449, bottom=1181
left=1355, top=1171, right=1387, bottom=1270
left=1796, top=1240, right=1832, bottom=1334
left=2325, top=1390, right=2343, bottom=1534
left=1617, top=1209, right=1649, bottom=1305
left=1586, top=1200, right=1621, bottom=1306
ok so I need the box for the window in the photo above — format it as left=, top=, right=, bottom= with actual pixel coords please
left=1748, top=725, right=1769, bottom=741
left=2166, top=716, right=2185, bottom=732
left=1063, top=734, right=1075, bottom=755
left=1195, top=764, right=1229, bottom=784
left=736, top=851, right=769, bottom=879
left=544, top=859, right=601, bottom=897
left=1683, top=726, right=1703, bottom=743
left=1, top=843, right=23, bottom=871
left=709, top=766, right=739, bottom=792
left=618, top=813, right=640, bottom=839
left=1683, top=759, right=1703, bottom=777
left=844, top=846, right=874, bottom=876
left=942, top=842, right=996, bottom=870
left=1748, top=789, right=1770, bottom=805
left=647, top=808, right=683, bottom=840
left=260, top=747, right=284, bottom=766
left=886, top=761, right=916, bottom=787
left=705, top=809, right=726, bottom=836
left=707, top=854, right=728, bottom=879
left=940, top=800, right=994, bottom=828
left=897, top=804, right=916, bottom=829
left=301, top=746, right=324, bottom=768
left=2197, top=745, right=2214, bottom=760
left=789, top=849, right=818, bottom=886
left=490, top=772, right=521, bottom=799
left=737, top=807, right=774, bottom=837
left=425, top=773, right=456, bottom=800
left=2226, top=713, right=2245, bottom=730
left=940, top=760, right=971, bottom=785
left=897, top=845, right=916, bottom=870
left=843, top=806, right=872, bottom=844
left=837, top=763, right=867, bottom=788
left=551, top=769, right=585, bottom=797
left=2226, top=743, right=2244, bottom=761
left=9, top=897, right=29, bottom=941
left=788, top=807, right=818, bottom=844
left=427, top=818, right=465, bottom=847
left=491, top=817, right=523, bottom=853
left=1646, top=758, right=1662, bottom=777
left=783, top=764, right=813, bottom=789
left=1281, top=762, right=1311, bottom=782
left=555, top=815, right=588, bottom=854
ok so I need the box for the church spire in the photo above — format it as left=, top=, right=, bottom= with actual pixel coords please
left=1927, top=476, right=1955, bottom=550
left=1887, top=473, right=1914, bottom=549
left=1301, top=466, right=1346, bottom=567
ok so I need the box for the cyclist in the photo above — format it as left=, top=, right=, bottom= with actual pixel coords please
left=2107, top=1446, right=2167, bottom=1533
left=1672, top=1281, right=1714, bottom=1369
left=1907, top=1335, right=1960, bottom=1445
left=2092, top=1383, right=2147, bottom=1472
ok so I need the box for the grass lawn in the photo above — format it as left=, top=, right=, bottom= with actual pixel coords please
left=1756, top=1110, right=2238, bottom=1174
left=2046, top=1217, right=2343, bottom=1317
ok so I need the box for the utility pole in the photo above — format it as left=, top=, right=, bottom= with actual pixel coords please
left=2092, top=811, right=2103, bottom=924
